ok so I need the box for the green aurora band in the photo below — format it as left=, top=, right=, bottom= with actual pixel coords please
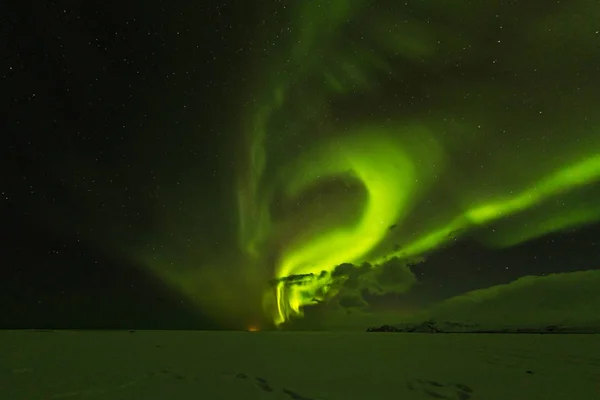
left=233, top=1, right=600, bottom=326
left=126, top=1, right=600, bottom=329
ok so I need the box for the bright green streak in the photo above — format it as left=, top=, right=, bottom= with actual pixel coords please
left=273, top=131, right=437, bottom=324
left=374, top=155, right=600, bottom=264
left=468, top=156, right=600, bottom=223
left=274, top=147, right=600, bottom=325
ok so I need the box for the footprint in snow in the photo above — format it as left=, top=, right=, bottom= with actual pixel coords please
left=406, top=378, right=474, bottom=400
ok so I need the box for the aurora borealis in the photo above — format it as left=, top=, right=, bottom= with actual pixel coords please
left=4, top=0, right=600, bottom=330
left=230, top=1, right=600, bottom=326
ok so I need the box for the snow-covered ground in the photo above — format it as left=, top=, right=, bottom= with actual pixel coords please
left=2, top=330, right=599, bottom=399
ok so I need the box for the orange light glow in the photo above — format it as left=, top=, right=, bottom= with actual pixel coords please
left=247, top=326, right=259, bottom=332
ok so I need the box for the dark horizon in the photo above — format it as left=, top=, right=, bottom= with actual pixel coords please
left=3, top=215, right=599, bottom=331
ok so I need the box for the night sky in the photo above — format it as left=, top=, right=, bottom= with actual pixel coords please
left=3, top=1, right=600, bottom=331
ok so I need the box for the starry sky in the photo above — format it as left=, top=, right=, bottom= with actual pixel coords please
left=3, top=0, right=600, bottom=330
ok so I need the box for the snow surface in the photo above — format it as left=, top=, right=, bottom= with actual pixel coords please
left=2, top=330, right=599, bottom=399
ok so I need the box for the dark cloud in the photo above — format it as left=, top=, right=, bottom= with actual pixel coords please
left=269, top=270, right=329, bottom=287
left=369, top=257, right=419, bottom=295
left=327, top=257, right=418, bottom=309
left=338, top=295, right=368, bottom=309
